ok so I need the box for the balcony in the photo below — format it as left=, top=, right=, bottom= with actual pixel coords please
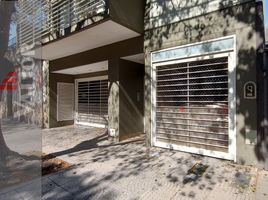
left=18, top=0, right=107, bottom=46
left=17, top=0, right=145, bottom=60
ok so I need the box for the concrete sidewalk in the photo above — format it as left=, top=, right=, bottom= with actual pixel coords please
left=1, top=125, right=267, bottom=200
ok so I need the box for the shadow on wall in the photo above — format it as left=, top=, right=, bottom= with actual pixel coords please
left=144, top=0, right=266, bottom=166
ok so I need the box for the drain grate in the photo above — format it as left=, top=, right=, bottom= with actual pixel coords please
left=188, top=163, right=209, bottom=175
left=183, top=163, right=209, bottom=184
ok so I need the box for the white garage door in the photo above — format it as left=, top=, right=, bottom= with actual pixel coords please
left=75, top=76, right=108, bottom=128
left=152, top=37, right=236, bottom=160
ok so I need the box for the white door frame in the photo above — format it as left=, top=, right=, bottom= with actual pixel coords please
left=75, top=75, right=108, bottom=128
left=151, top=51, right=236, bottom=161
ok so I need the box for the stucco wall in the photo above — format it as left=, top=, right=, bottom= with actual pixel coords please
left=144, top=1, right=264, bottom=167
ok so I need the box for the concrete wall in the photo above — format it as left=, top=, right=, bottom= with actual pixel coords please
left=144, top=1, right=264, bottom=167
left=49, top=72, right=74, bottom=128
left=110, top=0, right=145, bottom=33
left=119, top=60, right=144, bottom=140
left=144, top=0, right=252, bottom=30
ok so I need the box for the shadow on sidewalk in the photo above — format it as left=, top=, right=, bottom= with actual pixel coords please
left=50, top=131, right=144, bottom=158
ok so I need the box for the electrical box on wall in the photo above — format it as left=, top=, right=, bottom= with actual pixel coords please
left=109, top=128, right=116, bottom=137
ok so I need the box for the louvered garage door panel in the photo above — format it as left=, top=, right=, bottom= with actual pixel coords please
left=77, top=79, right=108, bottom=125
left=156, top=57, right=229, bottom=152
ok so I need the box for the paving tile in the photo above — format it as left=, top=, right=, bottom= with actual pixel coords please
left=255, top=170, right=268, bottom=200
left=0, top=190, right=23, bottom=200
left=2, top=125, right=265, bottom=200
left=42, top=186, right=72, bottom=200
left=42, top=178, right=58, bottom=194
left=16, top=178, right=42, bottom=200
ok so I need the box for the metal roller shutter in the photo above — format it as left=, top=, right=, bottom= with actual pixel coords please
left=155, top=57, right=229, bottom=153
left=76, top=78, right=108, bottom=127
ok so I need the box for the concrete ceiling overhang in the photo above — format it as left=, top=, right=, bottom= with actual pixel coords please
left=24, top=20, right=140, bottom=60
left=52, top=60, right=108, bottom=75
left=122, top=53, right=145, bottom=64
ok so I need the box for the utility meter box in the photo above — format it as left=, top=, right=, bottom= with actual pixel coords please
left=109, top=128, right=116, bottom=137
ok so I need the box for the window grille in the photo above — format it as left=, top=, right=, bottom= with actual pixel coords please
left=77, top=79, right=108, bottom=125
left=156, top=57, right=229, bottom=152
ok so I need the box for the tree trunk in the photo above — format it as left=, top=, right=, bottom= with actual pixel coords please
left=0, top=1, right=15, bottom=170
left=0, top=90, right=11, bottom=173
left=0, top=118, right=9, bottom=162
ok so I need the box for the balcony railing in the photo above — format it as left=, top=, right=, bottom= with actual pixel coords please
left=18, top=0, right=108, bottom=51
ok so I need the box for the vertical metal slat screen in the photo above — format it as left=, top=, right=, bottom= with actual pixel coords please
left=77, top=79, right=108, bottom=126
left=156, top=57, right=229, bottom=152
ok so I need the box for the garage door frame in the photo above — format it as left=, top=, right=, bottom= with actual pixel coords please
left=151, top=37, right=236, bottom=161
left=75, top=75, right=108, bottom=128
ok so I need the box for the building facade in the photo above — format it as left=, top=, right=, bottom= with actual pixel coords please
left=144, top=0, right=266, bottom=168
left=18, top=0, right=267, bottom=169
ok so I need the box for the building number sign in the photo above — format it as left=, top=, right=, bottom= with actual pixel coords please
left=244, top=81, right=256, bottom=99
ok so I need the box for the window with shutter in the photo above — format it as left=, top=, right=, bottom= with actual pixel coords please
left=75, top=76, right=108, bottom=127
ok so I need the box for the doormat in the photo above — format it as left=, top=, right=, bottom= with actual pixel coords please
left=183, top=163, right=209, bottom=184
left=42, top=153, right=72, bottom=176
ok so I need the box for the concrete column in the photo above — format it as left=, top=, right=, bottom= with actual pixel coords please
left=144, top=49, right=152, bottom=146
left=42, top=60, right=49, bottom=129
left=108, top=59, right=120, bottom=141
